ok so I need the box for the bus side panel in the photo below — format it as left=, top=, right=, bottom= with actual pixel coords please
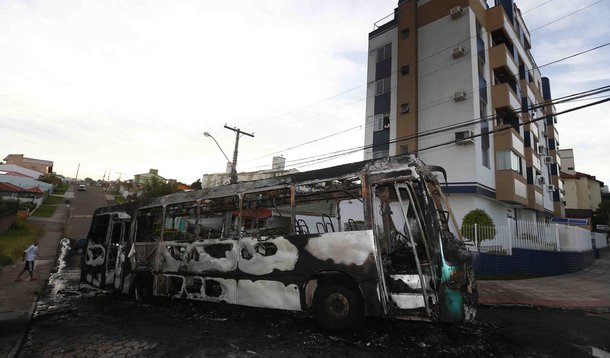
left=152, top=230, right=385, bottom=315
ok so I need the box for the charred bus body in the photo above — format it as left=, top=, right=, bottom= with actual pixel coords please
left=80, top=155, right=477, bottom=331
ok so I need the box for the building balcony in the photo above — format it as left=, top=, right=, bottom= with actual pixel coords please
left=494, top=127, right=524, bottom=157
left=496, top=170, right=528, bottom=206
left=527, top=185, right=544, bottom=212
left=492, top=82, right=521, bottom=112
left=490, top=44, right=518, bottom=77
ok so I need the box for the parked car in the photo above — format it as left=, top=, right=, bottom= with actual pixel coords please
left=78, top=184, right=87, bottom=191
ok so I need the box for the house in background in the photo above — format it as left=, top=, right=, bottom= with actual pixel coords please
left=3, top=154, right=53, bottom=175
left=0, top=164, right=45, bottom=179
left=134, top=169, right=167, bottom=186
left=558, top=149, right=603, bottom=229
left=201, top=156, right=297, bottom=188
left=0, top=182, right=45, bottom=207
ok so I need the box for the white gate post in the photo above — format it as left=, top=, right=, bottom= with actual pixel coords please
left=474, top=223, right=478, bottom=252
left=507, top=218, right=513, bottom=255
left=554, top=223, right=561, bottom=252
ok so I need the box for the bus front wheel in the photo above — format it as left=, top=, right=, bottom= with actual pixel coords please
left=313, top=281, right=364, bottom=332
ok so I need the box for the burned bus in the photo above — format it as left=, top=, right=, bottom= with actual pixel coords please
left=80, top=155, right=477, bottom=331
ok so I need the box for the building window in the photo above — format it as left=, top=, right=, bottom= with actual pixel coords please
left=400, top=103, right=409, bottom=113
left=400, top=145, right=409, bottom=154
left=401, top=28, right=410, bottom=40
left=374, top=113, right=390, bottom=131
left=375, top=77, right=391, bottom=95
left=401, top=65, right=409, bottom=75
left=481, top=119, right=490, bottom=168
left=377, top=43, right=391, bottom=63
left=496, top=150, right=522, bottom=174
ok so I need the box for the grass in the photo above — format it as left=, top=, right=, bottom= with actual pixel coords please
left=44, top=195, right=64, bottom=205
left=53, top=183, right=69, bottom=195
left=0, top=220, right=45, bottom=266
left=31, top=204, right=57, bottom=218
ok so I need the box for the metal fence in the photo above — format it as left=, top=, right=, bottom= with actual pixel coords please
left=462, top=220, right=597, bottom=255
left=592, top=232, right=609, bottom=249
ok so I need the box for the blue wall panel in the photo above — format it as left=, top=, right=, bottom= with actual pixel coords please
left=472, top=248, right=595, bottom=278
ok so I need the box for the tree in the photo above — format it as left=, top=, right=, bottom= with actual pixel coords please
left=140, top=177, right=178, bottom=199
left=591, top=195, right=610, bottom=228
left=190, top=179, right=202, bottom=190
left=461, top=209, right=496, bottom=249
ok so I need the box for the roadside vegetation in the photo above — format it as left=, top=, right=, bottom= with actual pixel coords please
left=0, top=220, right=44, bottom=266
left=31, top=191, right=66, bottom=218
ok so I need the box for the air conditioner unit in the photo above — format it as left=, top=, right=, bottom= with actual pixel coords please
left=537, top=176, right=546, bottom=185
left=543, top=156, right=554, bottom=164
left=537, top=145, right=546, bottom=155
left=452, top=46, right=466, bottom=58
left=453, top=91, right=468, bottom=102
left=450, top=6, right=465, bottom=19
left=455, top=130, right=474, bottom=144
left=547, top=184, right=555, bottom=191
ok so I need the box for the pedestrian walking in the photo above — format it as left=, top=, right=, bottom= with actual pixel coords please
left=15, top=240, right=40, bottom=281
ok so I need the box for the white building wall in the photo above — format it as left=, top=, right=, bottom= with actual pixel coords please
left=445, top=193, right=510, bottom=230
left=417, top=9, right=482, bottom=185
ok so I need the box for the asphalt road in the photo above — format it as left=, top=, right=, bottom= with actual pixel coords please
left=65, top=185, right=111, bottom=239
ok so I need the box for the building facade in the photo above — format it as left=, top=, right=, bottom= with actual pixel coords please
left=133, top=169, right=167, bottom=186
left=558, top=149, right=603, bottom=226
left=364, top=0, right=564, bottom=225
left=3, top=154, right=53, bottom=175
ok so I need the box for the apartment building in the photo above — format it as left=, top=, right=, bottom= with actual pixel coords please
left=558, top=149, right=603, bottom=225
left=364, top=0, right=564, bottom=224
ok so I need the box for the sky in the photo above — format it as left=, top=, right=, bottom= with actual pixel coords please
left=0, top=0, right=609, bottom=185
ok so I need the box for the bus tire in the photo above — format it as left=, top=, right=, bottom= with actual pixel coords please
left=313, top=281, right=364, bottom=332
left=133, top=275, right=152, bottom=304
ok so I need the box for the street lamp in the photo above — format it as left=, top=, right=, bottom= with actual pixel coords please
left=203, top=132, right=233, bottom=180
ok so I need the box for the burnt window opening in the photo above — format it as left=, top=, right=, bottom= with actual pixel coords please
left=135, top=207, right=163, bottom=242
left=241, top=189, right=292, bottom=237
left=199, top=195, right=240, bottom=240
left=164, top=201, right=198, bottom=242
left=203, top=243, right=234, bottom=259
left=90, top=214, right=111, bottom=244
left=255, top=242, right=278, bottom=256
left=205, top=280, right=223, bottom=298
left=110, top=222, right=122, bottom=244
left=295, top=180, right=364, bottom=234
left=400, top=103, right=410, bottom=113
left=401, top=28, right=410, bottom=40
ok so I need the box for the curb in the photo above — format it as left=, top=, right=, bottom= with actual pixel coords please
left=479, top=303, right=610, bottom=314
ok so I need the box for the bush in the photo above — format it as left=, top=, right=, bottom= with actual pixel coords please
left=461, top=209, right=496, bottom=245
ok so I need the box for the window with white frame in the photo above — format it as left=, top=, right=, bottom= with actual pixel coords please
left=375, top=77, right=391, bottom=95
left=496, top=150, right=522, bottom=174
left=374, top=113, right=390, bottom=131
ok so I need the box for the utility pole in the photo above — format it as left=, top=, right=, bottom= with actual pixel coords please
left=74, top=163, right=80, bottom=182
left=224, top=124, right=254, bottom=184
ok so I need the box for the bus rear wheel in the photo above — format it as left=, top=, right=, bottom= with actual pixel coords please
left=313, top=281, right=364, bottom=332
left=133, top=275, right=152, bottom=304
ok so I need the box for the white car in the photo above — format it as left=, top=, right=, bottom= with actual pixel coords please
left=78, top=184, right=87, bottom=192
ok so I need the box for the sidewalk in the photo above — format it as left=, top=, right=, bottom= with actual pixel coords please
left=0, top=197, right=70, bottom=357
left=478, top=248, right=610, bottom=312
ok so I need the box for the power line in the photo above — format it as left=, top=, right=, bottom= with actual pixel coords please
left=253, top=2, right=605, bottom=136
left=248, top=0, right=595, bottom=134
left=241, top=86, right=609, bottom=171
left=252, top=41, right=609, bottom=159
